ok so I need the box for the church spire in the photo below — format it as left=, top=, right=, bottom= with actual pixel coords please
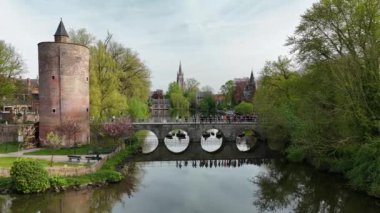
left=249, top=70, right=255, bottom=84
left=176, top=61, right=184, bottom=89
left=178, top=61, right=183, bottom=74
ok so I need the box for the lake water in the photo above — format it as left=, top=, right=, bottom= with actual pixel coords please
left=1, top=158, right=379, bottom=213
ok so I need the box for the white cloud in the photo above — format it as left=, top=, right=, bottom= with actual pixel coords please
left=0, top=0, right=317, bottom=92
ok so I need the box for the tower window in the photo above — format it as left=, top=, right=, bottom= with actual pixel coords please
left=86, top=77, right=89, bottom=82
left=52, top=108, right=56, bottom=113
left=52, top=76, right=55, bottom=80
left=86, top=108, right=89, bottom=112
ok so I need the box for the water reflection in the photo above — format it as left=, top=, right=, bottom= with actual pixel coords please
left=0, top=163, right=144, bottom=213
left=0, top=159, right=379, bottom=212
left=201, top=129, right=223, bottom=152
left=236, top=130, right=257, bottom=152
left=164, top=129, right=189, bottom=153
left=141, top=131, right=159, bottom=154
left=251, top=159, right=380, bottom=213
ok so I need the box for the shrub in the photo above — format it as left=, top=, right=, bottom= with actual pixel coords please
left=347, top=138, right=380, bottom=197
left=49, top=176, right=68, bottom=188
left=286, top=145, right=305, bottom=162
left=92, top=170, right=123, bottom=183
left=10, top=159, right=50, bottom=193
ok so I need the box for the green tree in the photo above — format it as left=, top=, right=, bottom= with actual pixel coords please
left=254, top=0, right=380, bottom=197
left=46, top=131, right=61, bottom=167
left=200, top=94, right=216, bottom=116
left=90, top=40, right=127, bottom=120
left=287, top=0, right=380, bottom=136
left=69, top=29, right=151, bottom=121
left=184, top=78, right=200, bottom=114
left=220, top=80, right=235, bottom=109
left=167, top=82, right=189, bottom=118
left=69, top=28, right=95, bottom=46
left=166, top=82, right=182, bottom=98
left=234, top=101, right=254, bottom=115
left=127, top=98, right=149, bottom=120
left=0, top=40, right=25, bottom=102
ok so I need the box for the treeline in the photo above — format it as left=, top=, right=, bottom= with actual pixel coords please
left=69, top=29, right=151, bottom=121
left=254, top=0, right=380, bottom=197
left=166, top=78, right=254, bottom=118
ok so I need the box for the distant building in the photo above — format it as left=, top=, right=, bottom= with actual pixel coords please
left=213, top=94, right=225, bottom=105
left=233, top=71, right=256, bottom=103
left=25, top=78, right=39, bottom=113
left=0, top=77, right=39, bottom=123
left=150, top=89, right=170, bottom=118
left=176, top=61, right=185, bottom=89
left=151, top=89, right=164, bottom=99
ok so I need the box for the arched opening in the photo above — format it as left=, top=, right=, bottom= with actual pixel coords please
left=236, top=129, right=257, bottom=152
left=200, top=129, right=223, bottom=152
left=135, top=130, right=159, bottom=154
left=164, top=129, right=189, bottom=153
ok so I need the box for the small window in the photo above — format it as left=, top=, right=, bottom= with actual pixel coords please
left=52, top=108, right=56, bottom=113
left=86, top=77, right=89, bottom=82
left=86, top=108, right=89, bottom=112
left=52, top=76, right=55, bottom=80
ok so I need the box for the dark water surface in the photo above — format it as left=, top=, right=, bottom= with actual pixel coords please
left=1, top=158, right=379, bottom=213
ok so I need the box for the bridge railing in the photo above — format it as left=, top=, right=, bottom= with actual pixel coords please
left=132, top=116, right=258, bottom=124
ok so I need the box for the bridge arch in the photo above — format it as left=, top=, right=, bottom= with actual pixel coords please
left=132, top=122, right=257, bottom=142
left=134, top=130, right=159, bottom=154
left=164, top=129, right=190, bottom=153
left=200, top=128, right=224, bottom=153
left=236, top=129, right=259, bottom=152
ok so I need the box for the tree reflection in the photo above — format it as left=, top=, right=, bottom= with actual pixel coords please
left=89, top=162, right=144, bottom=212
left=251, top=159, right=380, bottom=213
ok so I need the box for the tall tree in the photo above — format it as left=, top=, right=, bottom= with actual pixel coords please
left=220, top=80, right=235, bottom=109
left=0, top=41, right=25, bottom=100
left=287, top=0, right=380, bottom=135
left=167, top=82, right=189, bottom=118
left=200, top=94, right=216, bottom=116
left=69, top=29, right=151, bottom=121
left=184, top=78, right=200, bottom=114
left=69, top=28, right=95, bottom=46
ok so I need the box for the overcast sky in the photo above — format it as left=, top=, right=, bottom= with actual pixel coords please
left=0, top=0, right=316, bottom=92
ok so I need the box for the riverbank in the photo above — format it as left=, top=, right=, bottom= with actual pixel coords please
left=0, top=138, right=141, bottom=194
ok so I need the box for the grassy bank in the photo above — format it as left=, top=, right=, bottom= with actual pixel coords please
left=0, top=157, right=84, bottom=168
left=0, top=137, right=140, bottom=194
left=24, top=143, right=119, bottom=155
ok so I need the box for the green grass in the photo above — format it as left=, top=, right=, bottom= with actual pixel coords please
left=24, top=144, right=118, bottom=156
left=0, top=157, right=85, bottom=168
left=0, top=139, right=140, bottom=193
left=0, top=142, right=20, bottom=153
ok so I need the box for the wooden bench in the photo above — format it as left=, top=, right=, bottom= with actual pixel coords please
left=68, top=155, right=81, bottom=162
left=85, top=155, right=102, bottom=163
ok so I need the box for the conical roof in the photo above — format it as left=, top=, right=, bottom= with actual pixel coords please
left=54, top=19, right=69, bottom=37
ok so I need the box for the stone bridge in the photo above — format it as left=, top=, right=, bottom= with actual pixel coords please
left=132, top=122, right=258, bottom=141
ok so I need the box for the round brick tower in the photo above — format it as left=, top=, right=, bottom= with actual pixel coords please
left=38, top=20, right=90, bottom=146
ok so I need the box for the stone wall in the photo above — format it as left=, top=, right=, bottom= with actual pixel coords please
left=0, top=124, right=34, bottom=143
